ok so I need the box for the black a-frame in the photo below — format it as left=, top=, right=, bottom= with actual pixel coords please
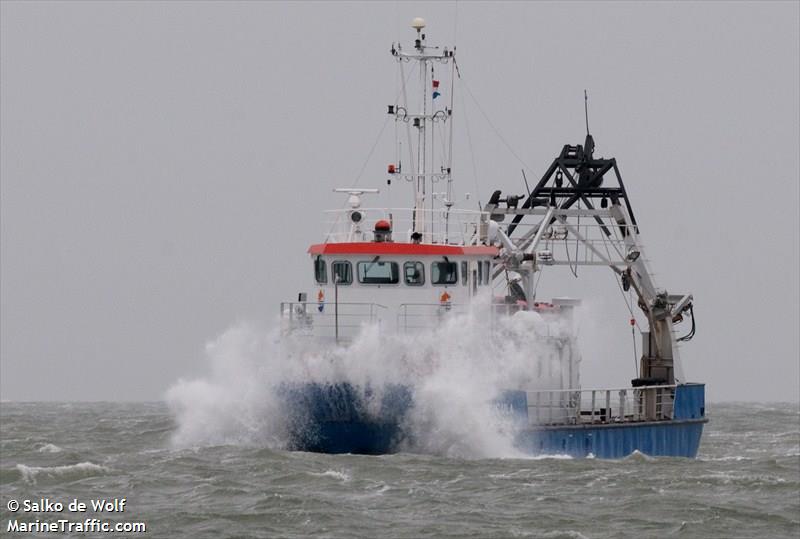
left=485, top=134, right=640, bottom=238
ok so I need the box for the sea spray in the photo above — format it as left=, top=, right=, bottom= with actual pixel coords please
left=167, top=295, right=578, bottom=457
left=167, top=323, right=290, bottom=447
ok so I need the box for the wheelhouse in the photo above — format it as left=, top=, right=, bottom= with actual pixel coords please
left=308, top=239, right=497, bottom=302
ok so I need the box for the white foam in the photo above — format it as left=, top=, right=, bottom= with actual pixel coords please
left=16, top=462, right=109, bottom=484
left=539, top=531, right=590, bottom=539
left=624, top=449, right=655, bottom=462
left=167, top=295, right=579, bottom=458
left=701, top=455, right=750, bottom=462
left=36, top=443, right=63, bottom=453
left=523, top=453, right=574, bottom=460
left=311, top=469, right=351, bottom=482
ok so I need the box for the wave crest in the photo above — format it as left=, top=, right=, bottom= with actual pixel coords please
left=15, top=462, right=109, bottom=484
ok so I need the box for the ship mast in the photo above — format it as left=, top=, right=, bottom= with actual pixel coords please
left=390, top=18, right=455, bottom=242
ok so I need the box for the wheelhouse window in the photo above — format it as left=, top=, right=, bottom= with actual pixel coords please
left=461, top=261, right=468, bottom=286
left=332, top=260, right=353, bottom=285
left=314, top=256, right=327, bottom=284
left=476, top=260, right=492, bottom=286
left=431, top=260, right=458, bottom=285
left=357, top=260, right=399, bottom=284
left=404, top=261, right=425, bottom=286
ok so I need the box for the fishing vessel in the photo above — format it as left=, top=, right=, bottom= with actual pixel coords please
left=278, top=18, right=706, bottom=458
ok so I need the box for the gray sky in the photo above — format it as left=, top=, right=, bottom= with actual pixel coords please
left=1, top=1, right=798, bottom=402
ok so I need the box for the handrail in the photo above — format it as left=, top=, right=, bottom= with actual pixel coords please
left=526, top=384, right=676, bottom=394
left=323, top=207, right=488, bottom=214
left=281, top=301, right=388, bottom=309
left=524, top=385, right=677, bottom=426
left=322, top=207, right=490, bottom=245
left=280, top=301, right=388, bottom=342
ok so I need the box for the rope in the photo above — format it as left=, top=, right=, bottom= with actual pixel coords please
left=599, top=223, right=643, bottom=333
left=564, top=236, right=578, bottom=278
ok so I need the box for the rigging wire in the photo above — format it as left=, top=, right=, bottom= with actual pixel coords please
left=563, top=203, right=581, bottom=278
left=617, top=273, right=642, bottom=330
left=596, top=214, right=642, bottom=379
left=564, top=235, right=578, bottom=278
left=429, top=63, right=440, bottom=219
left=399, top=61, right=416, bottom=179
left=531, top=266, right=544, bottom=301
left=599, top=223, right=643, bottom=333
left=628, top=283, right=639, bottom=378
left=447, top=14, right=457, bottom=203
left=323, top=64, right=416, bottom=239
left=458, top=80, right=482, bottom=209
left=452, top=0, right=459, bottom=47
left=615, top=273, right=642, bottom=330
left=353, top=64, right=416, bottom=188
left=437, top=121, right=449, bottom=169
left=631, top=319, right=640, bottom=377
left=352, top=114, right=392, bottom=187
left=457, top=70, right=534, bottom=174
left=576, top=209, right=581, bottom=270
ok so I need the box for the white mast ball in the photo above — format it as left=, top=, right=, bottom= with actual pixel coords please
left=411, top=17, right=426, bottom=30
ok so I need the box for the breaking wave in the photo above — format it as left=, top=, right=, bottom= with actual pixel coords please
left=15, top=462, right=109, bottom=484
left=36, top=443, right=63, bottom=453
left=310, top=469, right=351, bottom=482
left=167, top=296, right=578, bottom=458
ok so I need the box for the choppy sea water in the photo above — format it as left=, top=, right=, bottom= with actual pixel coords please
left=0, top=402, right=798, bottom=538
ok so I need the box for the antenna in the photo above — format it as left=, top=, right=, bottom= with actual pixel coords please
left=584, top=89, right=590, bottom=136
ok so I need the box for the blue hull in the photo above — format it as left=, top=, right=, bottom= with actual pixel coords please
left=280, top=383, right=707, bottom=458
left=279, top=382, right=413, bottom=454
left=508, top=382, right=707, bottom=458
left=516, top=419, right=706, bottom=458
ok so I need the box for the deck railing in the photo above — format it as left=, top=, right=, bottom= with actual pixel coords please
left=282, top=300, right=559, bottom=337
left=395, top=303, right=469, bottom=332
left=323, top=207, right=489, bottom=245
left=526, top=385, right=676, bottom=426
left=280, top=301, right=386, bottom=341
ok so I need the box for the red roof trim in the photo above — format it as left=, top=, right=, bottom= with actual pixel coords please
left=308, top=242, right=498, bottom=256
